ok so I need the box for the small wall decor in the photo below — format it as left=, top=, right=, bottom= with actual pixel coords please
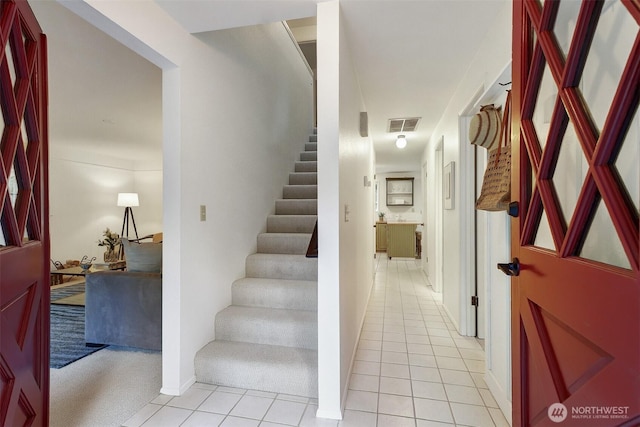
left=444, top=162, right=455, bottom=210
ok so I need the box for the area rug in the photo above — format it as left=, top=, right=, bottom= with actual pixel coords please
left=51, top=282, right=85, bottom=306
left=50, top=283, right=107, bottom=369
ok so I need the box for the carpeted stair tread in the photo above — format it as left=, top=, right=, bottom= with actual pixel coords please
left=246, top=253, right=317, bottom=281
left=283, top=185, right=317, bottom=199
left=216, top=306, right=317, bottom=349
left=300, top=151, right=317, bottom=161
left=289, top=172, right=317, bottom=185
left=295, top=161, right=317, bottom=172
left=232, top=278, right=317, bottom=310
left=195, top=341, right=318, bottom=398
left=308, top=134, right=317, bottom=142
left=305, top=142, right=317, bottom=152
left=267, top=215, right=317, bottom=233
left=257, top=233, right=312, bottom=254
left=275, top=199, right=317, bottom=215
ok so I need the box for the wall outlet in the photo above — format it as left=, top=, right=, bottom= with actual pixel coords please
left=200, top=205, right=206, bottom=221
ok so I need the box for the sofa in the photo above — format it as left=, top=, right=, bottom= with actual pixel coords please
left=85, top=238, right=163, bottom=351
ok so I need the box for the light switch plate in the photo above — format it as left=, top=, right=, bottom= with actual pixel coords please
left=200, top=205, right=206, bottom=221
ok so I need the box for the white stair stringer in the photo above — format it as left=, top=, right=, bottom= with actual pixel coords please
left=194, top=131, right=319, bottom=397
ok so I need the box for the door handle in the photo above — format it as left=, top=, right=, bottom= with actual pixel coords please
left=497, top=258, right=520, bottom=276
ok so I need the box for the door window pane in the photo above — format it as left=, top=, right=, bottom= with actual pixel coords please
left=579, top=199, right=630, bottom=269
left=532, top=61, right=557, bottom=150
left=579, top=0, right=637, bottom=134
left=552, top=119, right=588, bottom=227
left=553, top=0, right=581, bottom=60
left=614, top=105, right=639, bottom=214
left=534, top=206, right=555, bottom=252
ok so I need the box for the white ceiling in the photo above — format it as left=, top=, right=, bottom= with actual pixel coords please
left=29, top=1, right=162, bottom=164
left=29, top=0, right=506, bottom=172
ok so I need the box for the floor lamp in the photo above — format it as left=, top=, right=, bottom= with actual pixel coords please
left=118, top=192, right=139, bottom=259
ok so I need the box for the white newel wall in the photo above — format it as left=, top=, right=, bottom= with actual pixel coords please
left=317, top=0, right=375, bottom=418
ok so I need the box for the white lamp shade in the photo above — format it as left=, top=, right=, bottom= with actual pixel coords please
left=395, top=135, right=407, bottom=149
left=117, top=192, right=139, bottom=207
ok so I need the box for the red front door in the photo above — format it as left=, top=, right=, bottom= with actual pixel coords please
left=0, top=1, right=48, bottom=425
left=512, top=1, right=640, bottom=426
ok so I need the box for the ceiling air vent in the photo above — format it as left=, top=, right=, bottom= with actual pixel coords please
left=388, top=117, right=421, bottom=133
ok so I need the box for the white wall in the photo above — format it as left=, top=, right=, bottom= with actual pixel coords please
left=317, top=0, right=375, bottom=418
left=422, top=0, right=512, bottom=423
left=68, top=0, right=314, bottom=395
left=49, top=146, right=162, bottom=264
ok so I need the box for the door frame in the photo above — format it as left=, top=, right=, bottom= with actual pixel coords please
left=433, top=137, right=444, bottom=295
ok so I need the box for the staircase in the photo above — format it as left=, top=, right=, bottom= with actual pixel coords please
left=195, top=130, right=319, bottom=397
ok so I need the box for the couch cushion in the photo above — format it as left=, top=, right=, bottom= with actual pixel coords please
left=123, top=239, right=162, bottom=273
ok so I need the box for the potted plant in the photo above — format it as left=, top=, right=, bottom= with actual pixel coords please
left=98, top=228, right=121, bottom=262
left=378, top=212, right=386, bottom=223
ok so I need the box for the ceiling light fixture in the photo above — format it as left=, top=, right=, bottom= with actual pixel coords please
left=395, top=135, right=407, bottom=149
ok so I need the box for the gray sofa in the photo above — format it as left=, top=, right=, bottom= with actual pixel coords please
left=85, top=270, right=162, bottom=351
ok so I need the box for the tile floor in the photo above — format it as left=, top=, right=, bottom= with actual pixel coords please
left=123, top=255, right=509, bottom=427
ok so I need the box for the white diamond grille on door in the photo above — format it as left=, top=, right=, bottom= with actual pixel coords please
left=520, top=0, right=640, bottom=271
left=0, top=2, right=42, bottom=248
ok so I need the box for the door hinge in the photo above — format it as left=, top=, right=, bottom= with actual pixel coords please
left=471, top=296, right=479, bottom=306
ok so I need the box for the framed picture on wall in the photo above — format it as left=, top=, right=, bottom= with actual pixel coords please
left=444, top=162, right=454, bottom=210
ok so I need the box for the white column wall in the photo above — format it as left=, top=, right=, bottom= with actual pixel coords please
left=69, top=0, right=314, bottom=394
left=421, top=1, right=513, bottom=423
left=316, top=0, right=342, bottom=418
left=317, top=0, right=375, bottom=418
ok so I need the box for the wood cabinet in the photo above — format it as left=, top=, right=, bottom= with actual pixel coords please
left=387, top=223, right=416, bottom=259
left=376, top=222, right=387, bottom=252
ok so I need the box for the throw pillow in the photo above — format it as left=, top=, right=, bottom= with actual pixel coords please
left=122, top=239, right=162, bottom=273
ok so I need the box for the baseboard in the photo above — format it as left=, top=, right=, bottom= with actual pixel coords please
left=485, top=369, right=512, bottom=426
left=160, top=375, right=196, bottom=396
left=315, top=408, right=343, bottom=420
left=441, top=302, right=460, bottom=333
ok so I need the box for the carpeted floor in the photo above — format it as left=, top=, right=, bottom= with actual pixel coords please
left=50, top=347, right=162, bottom=427
left=50, top=281, right=106, bottom=368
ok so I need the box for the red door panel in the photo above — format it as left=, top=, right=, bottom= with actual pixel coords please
left=512, top=1, right=639, bottom=426
left=0, top=0, right=48, bottom=425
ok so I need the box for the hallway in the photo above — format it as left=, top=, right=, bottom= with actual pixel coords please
left=124, top=255, right=509, bottom=426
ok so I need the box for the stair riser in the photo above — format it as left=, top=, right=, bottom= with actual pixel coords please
left=289, top=173, right=317, bottom=185
left=283, top=185, right=317, bottom=199
left=266, top=215, right=317, bottom=233
left=309, top=134, right=317, bottom=142
left=295, top=161, right=317, bottom=173
left=194, top=342, right=318, bottom=397
left=275, top=199, right=317, bottom=215
left=216, top=310, right=317, bottom=349
left=246, top=255, right=317, bottom=281
left=257, top=233, right=311, bottom=255
left=300, top=152, right=317, bottom=161
left=305, top=142, right=317, bottom=152
left=232, top=279, right=317, bottom=310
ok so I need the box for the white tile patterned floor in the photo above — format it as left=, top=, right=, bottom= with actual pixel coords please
left=123, top=255, right=509, bottom=427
